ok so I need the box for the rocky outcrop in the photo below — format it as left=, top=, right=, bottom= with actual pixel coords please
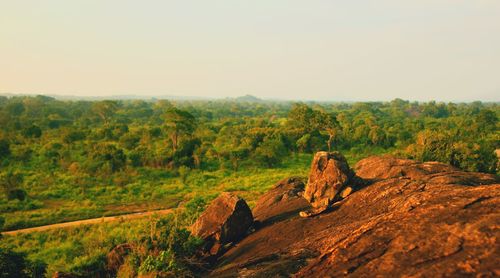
left=208, top=155, right=500, bottom=277
left=252, top=177, right=308, bottom=226
left=191, top=192, right=253, bottom=256
left=301, top=151, right=355, bottom=217
left=355, top=155, right=498, bottom=185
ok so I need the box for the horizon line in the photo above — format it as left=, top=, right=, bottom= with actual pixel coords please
left=0, top=91, right=498, bottom=104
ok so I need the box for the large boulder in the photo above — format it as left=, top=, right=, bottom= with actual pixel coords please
left=252, top=177, right=308, bottom=226
left=191, top=192, right=253, bottom=256
left=301, top=151, right=355, bottom=216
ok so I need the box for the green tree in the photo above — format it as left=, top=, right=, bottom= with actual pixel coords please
left=22, top=125, right=42, bottom=138
left=0, top=139, right=10, bottom=159
left=92, top=100, right=118, bottom=123
left=0, top=171, right=26, bottom=201
left=296, top=134, right=311, bottom=153
left=475, top=109, right=498, bottom=132
left=406, top=130, right=453, bottom=163
left=368, top=125, right=386, bottom=146
left=0, top=248, right=46, bottom=277
left=163, top=108, right=196, bottom=152
left=254, top=136, right=288, bottom=167
left=6, top=102, right=25, bottom=116
left=0, top=248, right=29, bottom=278
left=288, top=103, right=316, bottom=133
left=62, top=129, right=86, bottom=144
left=451, top=141, right=497, bottom=173
left=88, top=143, right=127, bottom=174
left=316, top=111, right=340, bottom=151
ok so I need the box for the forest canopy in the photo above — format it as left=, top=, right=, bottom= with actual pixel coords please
left=0, top=96, right=497, bottom=178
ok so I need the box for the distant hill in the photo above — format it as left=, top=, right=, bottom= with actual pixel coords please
left=0, top=93, right=215, bottom=101
left=1, top=93, right=264, bottom=102
left=234, top=94, right=262, bottom=102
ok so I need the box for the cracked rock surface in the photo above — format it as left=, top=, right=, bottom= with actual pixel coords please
left=209, top=155, right=500, bottom=277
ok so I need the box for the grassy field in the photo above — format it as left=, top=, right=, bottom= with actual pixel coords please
left=2, top=146, right=392, bottom=232
left=1, top=153, right=311, bottom=231
left=1, top=218, right=149, bottom=276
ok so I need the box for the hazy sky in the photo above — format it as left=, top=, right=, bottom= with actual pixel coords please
left=1, top=1, right=499, bottom=101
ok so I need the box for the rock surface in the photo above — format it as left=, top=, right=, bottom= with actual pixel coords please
left=354, top=155, right=498, bottom=185
left=301, top=151, right=354, bottom=216
left=191, top=192, right=253, bottom=255
left=208, top=155, right=500, bottom=277
left=252, top=177, right=308, bottom=226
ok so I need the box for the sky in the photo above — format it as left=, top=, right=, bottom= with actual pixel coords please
left=1, top=0, right=499, bottom=102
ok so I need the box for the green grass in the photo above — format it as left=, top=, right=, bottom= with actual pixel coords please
left=1, top=149, right=393, bottom=231
left=1, top=218, right=149, bottom=277
left=1, top=153, right=312, bottom=231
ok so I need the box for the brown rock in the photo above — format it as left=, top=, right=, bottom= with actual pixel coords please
left=252, top=177, right=309, bottom=226
left=208, top=156, right=500, bottom=277
left=191, top=192, right=253, bottom=255
left=339, top=186, right=353, bottom=198
left=301, top=151, right=354, bottom=216
left=355, top=155, right=500, bottom=185
left=106, top=243, right=133, bottom=275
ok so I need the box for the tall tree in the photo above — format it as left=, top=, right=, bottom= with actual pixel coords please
left=163, top=108, right=196, bottom=152
left=91, top=100, right=118, bottom=124
left=316, top=111, right=340, bottom=151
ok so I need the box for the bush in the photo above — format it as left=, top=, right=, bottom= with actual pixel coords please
left=451, top=141, right=497, bottom=173
left=0, top=139, right=10, bottom=158
left=134, top=212, right=204, bottom=277
left=7, top=189, right=27, bottom=201
left=138, top=250, right=178, bottom=275
left=68, top=253, right=107, bottom=278
left=178, top=166, right=190, bottom=184
left=0, top=248, right=47, bottom=278
left=62, top=130, right=86, bottom=144
left=254, top=137, right=288, bottom=167
left=22, top=125, right=42, bottom=138
left=87, top=143, right=127, bottom=174
left=405, top=130, right=498, bottom=173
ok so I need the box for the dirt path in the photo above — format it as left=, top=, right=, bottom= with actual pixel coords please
left=1, top=209, right=173, bottom=236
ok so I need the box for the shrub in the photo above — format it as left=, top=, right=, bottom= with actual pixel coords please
left=134, top=212, right=204, bottom=277
left=0, top=139, right=10, bottom=158
left=7, top=189, right=27, bottom=201
left=22, top=125, right=42, bottom=138
left=178, top=166, right=190, bottom=184
left=0, top=248, right=47, bottom=278
left=68, top=253, right=107, bottom=278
